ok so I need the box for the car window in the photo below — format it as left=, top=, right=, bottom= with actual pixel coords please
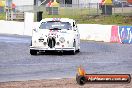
left=39, top=21, right=72, bottom=30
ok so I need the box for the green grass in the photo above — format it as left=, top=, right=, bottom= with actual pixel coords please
left=42, top=8, right=132, bottom=25
left=42, top=8, right=100, bottom=20
left=43, top=15, right=132, bottom=25
left=0, top=12, right=6, bottom=20
left=78, top=15, right=132, bottom=25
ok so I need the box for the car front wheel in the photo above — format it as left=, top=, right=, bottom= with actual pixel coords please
left=30, top=50, right=38, bottom=55
left=69, top=50, right=75, bottom=55
left=70, top=40, right=76, bottom=55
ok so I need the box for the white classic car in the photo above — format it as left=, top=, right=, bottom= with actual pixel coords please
left=30, top=18, right=80, bottom=55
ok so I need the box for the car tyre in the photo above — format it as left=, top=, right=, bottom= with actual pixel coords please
left=70, top=40, right=76, bottom=55
left=30, top=49, right=38, bottom=55
left=76, top=75, right=86, bottom=85
left=70, top=50, right=75, bottom=55
left=76, top=49, right=80, bottom=53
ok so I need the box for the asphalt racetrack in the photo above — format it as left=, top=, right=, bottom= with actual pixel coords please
left=0, top=34, right=132, bottom=82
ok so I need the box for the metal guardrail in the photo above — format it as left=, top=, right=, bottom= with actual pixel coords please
left=13, top=4, right=131, bottom=15
left=6, top=12, right=24, bottom=21
left=4, top=3, right=132, bottom=21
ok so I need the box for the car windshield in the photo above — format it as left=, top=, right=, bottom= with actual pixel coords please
left=39, top=21, right=72, bottom=30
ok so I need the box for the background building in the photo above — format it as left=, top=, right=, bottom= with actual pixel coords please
left=33, top=0, right=99, bottom=6
left=12, top=0, right=34, bottom=6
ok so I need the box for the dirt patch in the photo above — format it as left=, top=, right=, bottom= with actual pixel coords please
left=0, top=78, right=131, bottom=88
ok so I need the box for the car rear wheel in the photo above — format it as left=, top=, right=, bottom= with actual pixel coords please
left=76, top=49, right=80, bottom=52
left=30, top=50, right=38, bottom=55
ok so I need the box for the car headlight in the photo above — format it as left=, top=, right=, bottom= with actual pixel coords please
left=59, top=37, right=65, bottom=43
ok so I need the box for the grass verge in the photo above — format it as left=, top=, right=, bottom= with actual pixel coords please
left=0, top=12, right=6, bottom=20
left=0, top=11, right=132, bottom=25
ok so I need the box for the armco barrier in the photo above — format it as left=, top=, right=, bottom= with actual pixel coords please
left=0, top=21, right=112, bottom=42
left=119, top=26, right=132, bottom=44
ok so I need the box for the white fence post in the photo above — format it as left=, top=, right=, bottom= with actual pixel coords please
left=24, top=12, right=34, bottom=36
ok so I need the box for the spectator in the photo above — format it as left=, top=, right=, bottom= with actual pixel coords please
left=0, top=1, right=5, bottom=12
left=12, top=3, right=16, bottom=12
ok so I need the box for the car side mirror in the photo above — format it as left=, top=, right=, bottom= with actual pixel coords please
left=33, top=28, right=37, bottom=32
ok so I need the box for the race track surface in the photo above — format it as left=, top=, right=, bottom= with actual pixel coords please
left=0, top=34, right=132, bottom=82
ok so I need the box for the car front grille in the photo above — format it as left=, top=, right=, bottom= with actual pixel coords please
left=47, top=37, right=56, bottom=48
